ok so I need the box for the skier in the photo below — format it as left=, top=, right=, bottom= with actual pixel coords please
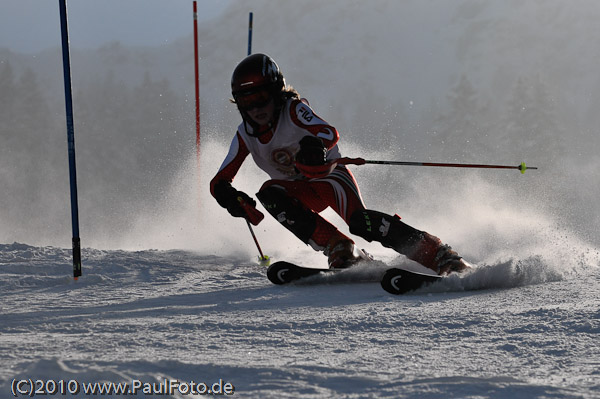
left=210, top=53, right=469, bottom=274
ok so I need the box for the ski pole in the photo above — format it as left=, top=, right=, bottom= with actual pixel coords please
left=238, top=197, right=270, bottom=266
left=245, top=220, right=270, bottom=266
left=337, top=157, right=538, bottom=174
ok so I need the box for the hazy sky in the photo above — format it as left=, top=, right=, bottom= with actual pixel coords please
left=0, top=0, right=232, bottom=53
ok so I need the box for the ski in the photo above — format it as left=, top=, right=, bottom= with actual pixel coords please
left=380, top=268, right=442, bottom=295
left=267, top=261, right=338, bottom=285
left=267, top=261, right=454, bottom=295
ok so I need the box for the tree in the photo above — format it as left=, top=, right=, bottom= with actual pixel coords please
left=0, top=61, right=17, bottom=136
left=502, top=74, right=564, bottom=163
left=429, top=75, right=491, bottom=160
left=15, top=68, right=50, bottom=144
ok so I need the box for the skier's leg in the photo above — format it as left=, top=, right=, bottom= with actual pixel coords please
left=348, top=209, right=468, bottom=274
left=307, top=165, right=366, bottom=223
left=257, top=181, right=366, bottom=268
left=291, top=166, right=369, bottom=267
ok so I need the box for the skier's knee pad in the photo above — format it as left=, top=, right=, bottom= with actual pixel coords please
left=349, top=209, right=422, bottom=252
left=256, top=185, right=316, bottom=243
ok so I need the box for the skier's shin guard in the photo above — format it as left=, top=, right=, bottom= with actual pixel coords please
left=256, top=185, right=317, bottom=244
left=349, top=209, right=425, bottom=254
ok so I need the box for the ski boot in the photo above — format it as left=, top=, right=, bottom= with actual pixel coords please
left=406, top=232, right=470, bottom=275
left=324, top=234, right=370, bottom=269
left=349, top=209, right=470, bottom=275
left=257, top=185, right=370, bottom=269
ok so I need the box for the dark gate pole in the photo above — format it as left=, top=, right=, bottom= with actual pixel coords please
left=58, top=0, right=82, bottom=279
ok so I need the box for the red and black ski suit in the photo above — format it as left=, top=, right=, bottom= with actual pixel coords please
left=210, top=98, right=366, bottom=251
left=210, top=97, right=464, bottom=274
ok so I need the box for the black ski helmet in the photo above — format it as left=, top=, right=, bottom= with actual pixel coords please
left=231, top=54, right=286, bottom=136
left=231, top=53, right=285, bottom=104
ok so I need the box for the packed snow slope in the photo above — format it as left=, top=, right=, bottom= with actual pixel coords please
left=1, top=236, right=599, bottom=398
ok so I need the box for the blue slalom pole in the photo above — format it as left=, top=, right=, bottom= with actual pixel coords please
left=58, top=0, right=82, bottom=279
left=247, top=12, right=253, bottom=56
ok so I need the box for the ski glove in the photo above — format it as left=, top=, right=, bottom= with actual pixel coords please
left=295, top=136, right=336, bottom=178
left=296, top=136, right=327, bottom=166
left=213, top=180, right=263, bottom=224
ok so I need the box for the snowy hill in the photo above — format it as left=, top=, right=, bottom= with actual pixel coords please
left=1, top=242, right=599, bottom=398
left=2, top=0, right=600, bottom=247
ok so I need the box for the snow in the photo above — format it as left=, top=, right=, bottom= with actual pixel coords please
left=1, top=240, right=599, bottom=398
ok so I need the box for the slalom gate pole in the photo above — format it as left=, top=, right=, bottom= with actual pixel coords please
left=337, top=157, right=538, bottom=174
left=58, top=0, right=82, bottom=279
left=247, top=12, right=253, bottom=56
left=193, top=1, right=202, bottom=214
left=193, top=1, right=200, bottom=163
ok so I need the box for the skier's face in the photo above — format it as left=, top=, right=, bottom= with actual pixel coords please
left=245, top=97, right=275, bottom=126
left=237, top=89, right=275, bottom=126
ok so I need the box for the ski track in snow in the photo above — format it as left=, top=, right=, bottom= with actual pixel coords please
left=1, top=242, right=599, bottom=398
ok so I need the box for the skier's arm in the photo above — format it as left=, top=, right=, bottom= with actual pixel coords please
left=210, top=133, right=262, bottom=223
left=294, top=136, right=339, bottom=178
left=210, top=132, right=249, bottom=196
left=290, top=99, right=341, bottom=178
left=289, top=99, right=340, bottom=150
